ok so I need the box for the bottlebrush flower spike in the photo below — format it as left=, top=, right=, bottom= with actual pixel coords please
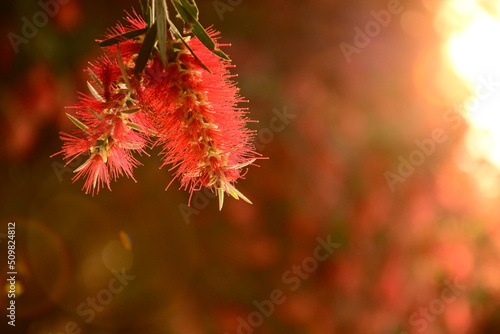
left=53, top=1, right=262, bottom=210
left=53, top=56, right=149, bottom=194
left=141, top=32, right=258, bottom=210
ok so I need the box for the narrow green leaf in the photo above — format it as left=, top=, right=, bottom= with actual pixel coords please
left=125, top=121, right=143, bottom=131
left=191, top=21, right=229, bottom=60
left=236, top=190, right=252, bottom=205
left=169, top=21, right=211, bottom=73
left=227, top=159, right=256, bottom=170
left=139, top=0, right=148, bottom=14
left=171, top=2, right=230, bottom=60
left=98, top=28, right=148, bottom=47
left=139, top=0, right=151, bottom=25
left=66, top=113, right=88, bottom=130
left=226, top=184, right=252, bottom=204
left=87, top=69, right=104, bottom=90
left=171, top=1, right=197, bottom=33
left=155, top=0, right=168, bottom=67
left=134, top=22, right=158, bottom=75
left=227, top=186, right=239, bottom=200
left=212, top=48, right=230, bottom=60
left=218, top=188, right=224, bottom=211
left=87, top=81, right=105, bottom=102
left=116, top=47, right=132, bottom=91
left=86, top=106, right=103, bottom=120
left=121, top=108, right=141, bottom=114
left=173, top=0, right=198, bottom=20
left=147, top=3, right=153, bottom=27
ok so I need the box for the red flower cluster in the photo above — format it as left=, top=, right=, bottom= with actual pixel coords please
left=54, top=13, right=258, bottom=209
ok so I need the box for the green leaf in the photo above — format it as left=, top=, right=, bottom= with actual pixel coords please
left=87, top=69, right=104, bottom=90
left=134, top=22, right=158, bottom=75
left=125, top=121, right=143, bottom=131
left=171, top=1, right=229, bottom=60
left=121, top=108, right=141, bottom=114
left=227, top=184, right=252, bottom=204
left=139, top=0, right=148, bottom=15
left=217, top=188, right=224, bottom=211
left=155, top=0, right=169, bottom=67
left=66, top=113, right=88, bottom=130
left=170, top=0, right=197, bottom=31
left=116, top=47, right=132, bottom=91
left=98, top=28, right=148, bottom=47
left=139, top=0, right=151, bottom=25
left=173, top=0, right=198, bottom=20
left=212, top=47, right=230, bottom=60
left=169, top=21, right=211, bottom=73
left=86, top=106, right=103, bottom=120
left=87, top=81, right=105, bottom=102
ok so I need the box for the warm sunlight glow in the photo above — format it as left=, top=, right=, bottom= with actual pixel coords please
left=444, top=0, right=500, bottom=168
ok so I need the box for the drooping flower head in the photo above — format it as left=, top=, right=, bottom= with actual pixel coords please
left=54, top=2, right=261, bottom=209
left=53, top=56, right=149, bottom=194
left=140, top=32, right=257, bottom=208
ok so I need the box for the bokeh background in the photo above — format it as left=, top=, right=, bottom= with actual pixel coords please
left=2, top=0, right=500, bottom=333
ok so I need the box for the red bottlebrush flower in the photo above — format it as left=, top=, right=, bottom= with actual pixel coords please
left=72, top=141, right=142, bottom=194
left=140, top=32, right=258, bottom=209
left=53, top=56, right=149, bottom=194
left=103, top=10, right=146, bottom=40
left=54, top=7, right=261, bottom=209
left=99, top=11, right=146, bottom=60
